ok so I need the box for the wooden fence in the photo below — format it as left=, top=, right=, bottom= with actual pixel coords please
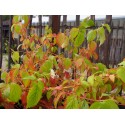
left=0, top=15, right=125, bottom=82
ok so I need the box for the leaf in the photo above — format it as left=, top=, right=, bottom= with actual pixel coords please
left=56, top=33, right=69, bottom=48
left=46, top=90, right=52, bottom=100
left=14, top=24, right=21, bottom=34
left=116, top=96, right=125, bottom=105
left=69, top=28, right=79, bottom=41
left=103, top=24, right=111, bottom=33
left=106, top=84, right=112, bottom=93
left=1, top=72, right=8, bottom=82
left=22, top=15, right=29, bottom=27
left=80, top=100, right=89, bottom=109
left=13, top=15, right=20, bottom=24
left=64, top=58, right=72, bottom=70
left=80, top=17, right=95, bottom=28
left=74, top=30, right=85, bottom=47
left=30, top=41, right=35, bottom=50
left=118, top=61, right=125, bottom=67
left=109, top=74, right=115, bottom=83
left=11, top=51, right=19, bottom=63
left=76, top=86, right=84, bottom=97
left=66, top=95, right=79, bottom=109
left=90, top=100, right=119, bottom=109
left=87, top=75, right=94, bottom=86
left=74, top=58, right=83, bottom=68
left=88, top=41, right=97, bottom=52
left=54, top=92, right=64, bottom=108
left=21, top=72, right=30, bottom=87
left=40, top=60, right=53, bottom=73
left=36, top=47, right=44, bottom=59
left=8, top=83, right=22, bottom=102
left=23, top=75, right=36, bottom=81
left=27, top=81, right=44, bottom=108
left=116, top=67, right=125, bottom=83
left=94, top=76, right=104, bottom=87
left=87, top=30, right=96, bottom=42
left=96, top=63, right=107, bottom=72
left=97, top=27, right=105, bottom=46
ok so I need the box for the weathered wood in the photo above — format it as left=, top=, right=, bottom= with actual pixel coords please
left=62, top=15, right=67, bottom=32
left=28, top=15, right=32, bottom=36
left=39, top=15, right=42, bottom=37
left=8, top=15, right=13, bottom=70
left=0, top=16, right=3, bottom=81
left=52, top=15, right=60, bottom=34
left=76, top=15, right=80, bottom=27
left=103, top=15, right=112, bottom=67
left=90, top=15, right=95, bottom=21
left=49, top=15, right=52, bottom=27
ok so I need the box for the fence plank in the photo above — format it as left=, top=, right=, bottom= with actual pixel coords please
left=0, top=16, right=3, bottom=82
left=8, top=15, right=13, bottom=70
left=76, top=15, right=80, bottom=27
left=52, top=15, right=60, bottom=34
left=103, top=15, right=112, bottom=67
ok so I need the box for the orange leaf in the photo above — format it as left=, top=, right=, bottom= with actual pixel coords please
left=74, top=58, right=84, bottom=68
left=109, top=74, right=115, bottom=83
left=56, top=33, right=69, bottom=48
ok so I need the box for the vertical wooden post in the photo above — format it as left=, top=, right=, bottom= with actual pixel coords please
left=90, top=15, right=95, bottom=21
left=52, top=15, right=60, bottom=34
left=76, top=15, right=80, bottom=27
left=8, top=15, right=13, bottom=70
left=49, top=15, right=52, bottom=27
left=0, top=16, right=3, bottom=81
left=28, top=15, right=32, bottom=36
left=62, top=15, right=67, bottom=32
left=39, top=15, right=42, bottom=37
left=103, top=15, right=112, bottom=67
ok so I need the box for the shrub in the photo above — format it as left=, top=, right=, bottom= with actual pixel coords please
left=0, top=16, right=124, bottom=109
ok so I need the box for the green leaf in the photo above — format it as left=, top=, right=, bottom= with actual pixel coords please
left=94, top=76, right=104, bottom=87
left=21, top=72, right=30, bottom=87
left=14, top=24, right=21, bottom=34
left=116, top=67, right=125, bottom=83
left=87, top=30, right=96, bottom=42
left=90, top=100, right=119, bottom=109
left=1, top=71, right=7, bottom=81
left=80, top=18, right=95, bottom=28
left=87, top=75, right=94, bottom=86
left=66, top=95, right=79, bottom=109
left=106, top=84, right=112, bottom=93
left=116, top=96, right=125, bottom=105
left=13, top=16, right=20, bottom=24
left=46, top=90, right=52, bottom=100
left=69, top=28, right=79, bottom=41
left=40, top=60, right=53, bottom=73
left=103, top=24, right=111, bottom=33
left=96, top=63, right=107, bottom=71
left=63, top=58, right=72, bottom=70
left=76, top=85, right=85, bottom=97
left=27, top=81, right=44, bottom=108
left=74, top=30, right=85, bottom=47
left=97, top=27, right=105, bottom=46
left=80, top=100, right=89, bottom=109
left=118, top=61, right=125, bottom=67
left=11, top=51, right=19, bottom=63
left=36, top=47, right=44, bottom=59
left=30, top=41, right=35, bottom=50
left=22, top=15, right=29, bottom=26
left=8, top=83, right=22, bottom=102
left=23, top=75, right=36, bottom=80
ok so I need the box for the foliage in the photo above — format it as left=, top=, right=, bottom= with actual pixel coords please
left=0, top=16, right=125, bottom=109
